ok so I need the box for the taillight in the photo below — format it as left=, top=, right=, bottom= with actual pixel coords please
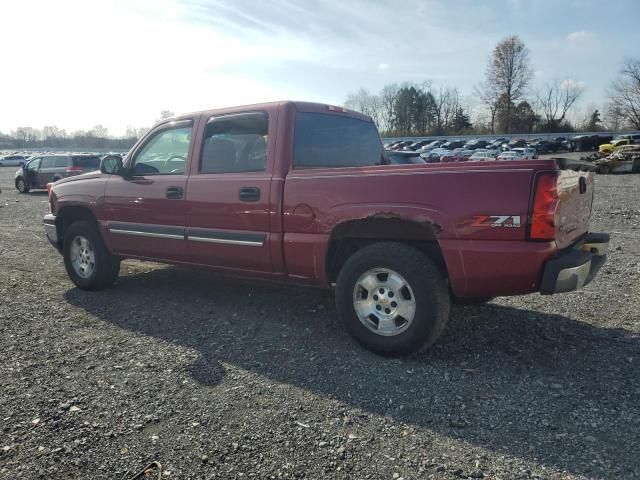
left=528, top=172, right=559, bottom=241
left=65, top=166, right=83, bottom=172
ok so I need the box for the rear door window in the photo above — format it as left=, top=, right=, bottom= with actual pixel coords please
left=54, top=156, right=70, bottom=168
left=41, top=157, right=56, bottom=169
left=293, top=112, right=383, bottom=168
left=200, top=112, right=268, bottom=174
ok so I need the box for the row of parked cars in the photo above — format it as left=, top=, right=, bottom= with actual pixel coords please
left=384, top=138, right=538, bottom=164
left=384, top=133, right=640, bottom=165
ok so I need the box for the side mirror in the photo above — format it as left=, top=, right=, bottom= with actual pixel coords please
left=100, top=155, right=123, bottom=175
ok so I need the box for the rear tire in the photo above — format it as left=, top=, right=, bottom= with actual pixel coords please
left=336, top=242, right=450, bottom=356
left=16, top=177, right=29, bottom=193
left=63, top=220, right=120, bottom=290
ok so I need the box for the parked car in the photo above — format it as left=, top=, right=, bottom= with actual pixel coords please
left=441, top=139, right=466, bottom=149
left=15, top=153, right=101, bottom=193
left=43, top=101, right=608, bottom=356
left=464, top=139, right=489, bottom=150
left=599, top=138, right=632, bottom=155
left=615, top=133, right=640, bottom=144
left=420, top=148, right=449, bottom=162
left=568, top=135, right=611, bottom=152
left=469, top=151, right=497, bottom=161
left=507, top=139, right=528, bottom=149
left=385, top=151, right=426, bottom=165
left=423, top=140, right=445, bottom=150
left=497, top=151, right=526, bottom=160
left=0, top=154, right=28, bottom=167
left=512, top=147, right=537, bottom=159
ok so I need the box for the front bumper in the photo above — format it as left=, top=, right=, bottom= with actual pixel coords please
left=540, top=233, right=609, bottom=294
left=43, top=213, right=61, bottom=253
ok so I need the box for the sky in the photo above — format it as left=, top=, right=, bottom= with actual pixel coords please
left=1, top=0, right=639, bottom=136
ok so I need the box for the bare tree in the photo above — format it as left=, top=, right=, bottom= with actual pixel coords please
left=379, top=83, right=400, bottom=133
left=485, top=35, right=533, bottom=133
left=433, top=86, right=460, bottom=134
left=608, top=58, right=640, bottom=129
left=536, top=79, right=584, bottom=131
left=158, top=110, right=175, bottom=122
left=91, top=125, right=109, bottom=138
left=475, top=82, right=500, bottom=133
left=344, top=88, right=382, bottom=127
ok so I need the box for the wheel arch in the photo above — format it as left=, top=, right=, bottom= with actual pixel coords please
left=55, top=206, right=102, bottom=249
left=325, top=215, right=447, bottom=284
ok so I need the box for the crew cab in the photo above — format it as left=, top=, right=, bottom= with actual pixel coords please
left=43, top=101, right=609, bottom=356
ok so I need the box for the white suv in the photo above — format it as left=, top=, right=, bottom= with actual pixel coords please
left=512, top=147, right=537, bottom=159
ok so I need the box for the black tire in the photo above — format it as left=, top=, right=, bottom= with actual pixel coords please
left=452, top=295, right=495, bottom=306
left=0, top=162, right=4, bottom=167
left=16, top=177, right=29, bottom=193
left=335, top=242, right=450, bottom=356
left=63, top=220, right=120, bottom=290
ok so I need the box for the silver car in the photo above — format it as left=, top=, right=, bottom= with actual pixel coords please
left=0, top=154, right=28, bottom=167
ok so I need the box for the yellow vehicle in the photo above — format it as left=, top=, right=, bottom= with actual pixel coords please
left=599, top=138, right=631, bottom=155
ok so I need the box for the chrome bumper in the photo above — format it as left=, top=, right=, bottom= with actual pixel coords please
left=540, top=233, right=609, bottom=295
left=43, top=214, right=61, bottom=253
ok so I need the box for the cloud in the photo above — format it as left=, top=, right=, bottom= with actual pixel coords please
left=378, top=63, right=390, bottom=70
left=567, top=30, right=593, bottom=42
left=561, top=78, right=586, bottom=89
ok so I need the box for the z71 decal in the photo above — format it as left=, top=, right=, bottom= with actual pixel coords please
left=472, top=215, right=522, bottom=228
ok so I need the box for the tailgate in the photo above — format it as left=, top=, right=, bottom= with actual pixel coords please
left=555, top=166, right=594, bottom=249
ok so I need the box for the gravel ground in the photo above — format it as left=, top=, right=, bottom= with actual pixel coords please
left=0, top=165, right=638, bottom=480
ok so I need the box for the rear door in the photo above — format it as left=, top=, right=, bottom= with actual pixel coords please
left=102, top=120, right=195, bottom=262
left=184, top=111, right=274, bottom=272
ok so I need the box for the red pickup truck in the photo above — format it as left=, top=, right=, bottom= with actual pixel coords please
left=43, top=101, right=609, bottom=356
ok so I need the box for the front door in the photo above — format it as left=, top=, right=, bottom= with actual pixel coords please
left=36, top=156, right=57, bottom=187
left=103, top=120, right=195, bottom=262
left=185, top=111, right=273, bottom=273
left=25, top=157, right=42, bottom=187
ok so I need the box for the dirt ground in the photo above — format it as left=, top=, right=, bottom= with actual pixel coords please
left=0, top=165, right=638, bottom=479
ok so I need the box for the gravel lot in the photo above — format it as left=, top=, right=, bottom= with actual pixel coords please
left=0, top=164, right=638, bottom=480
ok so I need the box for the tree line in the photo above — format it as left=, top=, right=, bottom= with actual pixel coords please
left=345, top=35, right=640, bottom=137
left=0, top=111, right=175, bottom=150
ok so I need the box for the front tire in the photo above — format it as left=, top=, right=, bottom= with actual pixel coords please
left=16, top=177, right=29, bottom=193
left=336, top=242, right=450, bottom=356
left=63, top=221, right=120, bottom=290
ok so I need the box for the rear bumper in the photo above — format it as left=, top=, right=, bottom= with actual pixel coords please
left=540, top=233, right=609, bottom=294
left=43, top=213, right=61, bottom=253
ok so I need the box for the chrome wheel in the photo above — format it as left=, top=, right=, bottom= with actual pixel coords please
left=70, top=235, right=96, bottom=278
left=352, top=268, right=416, bottom=336
left=17, top=178, right=26, bottom=192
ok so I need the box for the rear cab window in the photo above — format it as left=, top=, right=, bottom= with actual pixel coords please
left=293, top=112, right=383, bottom=168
